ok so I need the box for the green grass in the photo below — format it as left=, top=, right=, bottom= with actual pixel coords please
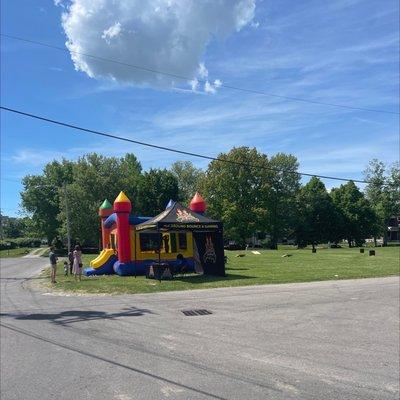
left=0, top=247, right=31, bottom=258
left=41, top=246, right=400, bottom=295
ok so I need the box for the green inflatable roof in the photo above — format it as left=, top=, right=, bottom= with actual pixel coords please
left=99, top=199, right=112, bottom=210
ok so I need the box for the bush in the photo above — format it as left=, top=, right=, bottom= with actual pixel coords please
left=260, top=239, right=273, bottom=249
left=0, top=241, right=17, bottom=250
left=82, top=246, right=99, bottom=254
left=14, top=238, right=42, bottom=248
left=0, top=237, right=42, bottom=250
left=54, top=248, right=68, bottom=256
left=51, top=237, right=64, bottom=250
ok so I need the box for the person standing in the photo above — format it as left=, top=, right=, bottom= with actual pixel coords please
left=63, top=261, right=69, bottom=276
left=49, top=246, right=58, bottom=284
left=162, top=234, right=170, bottom=254
left=73, top=245, right=83, bottom=281
left=68, top=249, right=74, bottom=275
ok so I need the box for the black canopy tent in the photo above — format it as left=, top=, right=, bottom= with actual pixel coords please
left=135, top=202, right=225, bottom=276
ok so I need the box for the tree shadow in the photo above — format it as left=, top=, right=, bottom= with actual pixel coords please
left=0, top=306, right=153, bottom=325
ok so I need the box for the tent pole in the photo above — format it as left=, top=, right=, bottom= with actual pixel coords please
left=158, top=227, right=161, bottom=264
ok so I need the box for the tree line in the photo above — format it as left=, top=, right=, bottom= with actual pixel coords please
left=4, top=147, right=399, bottom=249
left=200, top=148, right=398, bottom=248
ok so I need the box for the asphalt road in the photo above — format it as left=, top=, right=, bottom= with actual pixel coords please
left=1, top=257, right=399, bottom=400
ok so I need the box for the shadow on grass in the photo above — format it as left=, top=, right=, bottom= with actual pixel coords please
left=0, top=306, right=153, bottom=325
left=174, top=273, right=255, bottom=284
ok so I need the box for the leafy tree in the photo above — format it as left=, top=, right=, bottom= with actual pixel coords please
left=43, top=159, right=74, bottom=187
left=59, top=153, right=143, bottom=246
left=170, top=161, right=205, bottom=205
left=200, top=147, right=273, bottom=246
left=265, top=153, right=301, bottom=249
left=331, top=181, right=377, bottom=247
left=296, top=177, right=341, bottom=249
left=21, top=153, right=143, bottom=246
left=119, top=153, right=143, bottom=202
left=364, top=160, right=400, bottom=245
left=136, top=168, right=179, bottom=216
left=21, top=175, right=61, bottom=243
left=0, top=215, right=26, bottom=238
left=20, top=159, right=75, bottom=243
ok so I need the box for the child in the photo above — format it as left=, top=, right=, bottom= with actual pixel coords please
left=63, top=261, right=69, bottom=276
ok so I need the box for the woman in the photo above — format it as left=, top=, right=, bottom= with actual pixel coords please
left=72, top=245, right=83, bottom=281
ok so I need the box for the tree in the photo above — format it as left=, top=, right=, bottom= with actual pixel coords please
left=364, top=160, right=400, bottom=246
left=136, top=169, right=179, bottom=216
left=20, top=159, right=75, bottom=243
left=296, top=177, right=341, bottom=249
left=119, top=153, right=143, bottom=202
left=200, top=147, right=273, bottom=246
left=265, top=153, right=300, bottom=249
left=331, top=181, right=378, bottom=247
left=170, top=161, right=205, bottom=205
left=0, top=215, right=26, bottom=238
left=59, top=153, right=143, bottom=245
left=43, top=159, right=74, bottom=187
left=21, top=153, right=143, bottom=246
left=21, top=175, right=61, bottom=242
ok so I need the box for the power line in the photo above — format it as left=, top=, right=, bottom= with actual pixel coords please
left=0, top=106, right=371, bottom=184
left=2, top=33, right=399, bottom=116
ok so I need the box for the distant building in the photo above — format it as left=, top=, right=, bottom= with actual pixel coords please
left=388, top=216, right=400, bottom=242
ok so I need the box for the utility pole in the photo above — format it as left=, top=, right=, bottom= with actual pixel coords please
left=63, top=183, right=71, bottom=253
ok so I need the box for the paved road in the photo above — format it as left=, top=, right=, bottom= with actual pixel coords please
left=1, top=257, right=399, bottom=400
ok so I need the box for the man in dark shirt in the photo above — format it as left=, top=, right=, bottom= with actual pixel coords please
left=49, top=246, right=58, bottom=284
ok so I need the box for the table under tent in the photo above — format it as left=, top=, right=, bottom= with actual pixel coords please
left=135, top=201, right=226, bottom=277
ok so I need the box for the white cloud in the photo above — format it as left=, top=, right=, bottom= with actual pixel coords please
left=198, top=63, right=208, bottom=79
left=58, top=0, right=255, bottom=90
left=204, top=80, right=216, bottom=94
left=214, top=79, right=222, bottom=88
left=153, top=97, right=298, bottom=130
left=189, top=78, right=199, bottom=91
left=102, top=22, right=122, bottom=43
left=204, top=79, right=223, bottom=94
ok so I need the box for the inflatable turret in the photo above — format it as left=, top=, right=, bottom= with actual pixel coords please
left=114, top=191, right=132, bottom=263
left=189, top=192, right=206, bottom=215
left=99, top=199, right=113, bottom=250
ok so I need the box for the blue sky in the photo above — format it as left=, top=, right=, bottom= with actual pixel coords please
left=1, top=0, right=399, bottom=217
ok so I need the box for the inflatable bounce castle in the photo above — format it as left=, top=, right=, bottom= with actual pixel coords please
left=84, top=192, right=225, bottom=277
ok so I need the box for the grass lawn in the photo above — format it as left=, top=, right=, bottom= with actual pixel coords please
left=0, top=247, right=31, bottom=258
left=42, top=246, right=400, bottom=295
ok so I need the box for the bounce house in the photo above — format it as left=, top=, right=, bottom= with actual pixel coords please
left=84, top=192, right=225, bottom=277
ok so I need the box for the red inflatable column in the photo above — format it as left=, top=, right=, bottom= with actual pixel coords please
left=114, top=192, right=132, bottom=263
left=189, top=192, right=206, bottom=215
left=99, top=199, right=113, bottom=250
